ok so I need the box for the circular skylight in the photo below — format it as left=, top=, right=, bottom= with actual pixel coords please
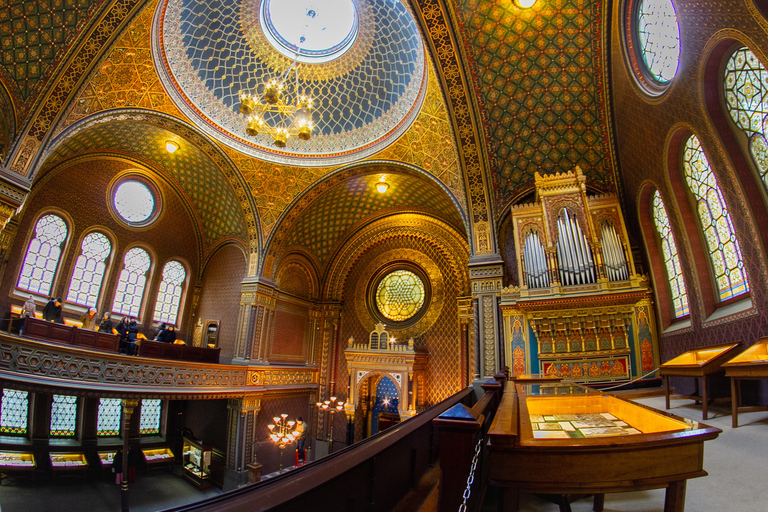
left=261, top=0, right=358, bottom=63
left=636, top=0, right=680, bottom=83
left=113, top=180, right=155, bottom=224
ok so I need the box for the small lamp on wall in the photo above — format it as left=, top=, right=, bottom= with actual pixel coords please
left=165, top=140, right=180, bottom=153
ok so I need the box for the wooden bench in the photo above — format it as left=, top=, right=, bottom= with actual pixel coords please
left=137, top=339, right=220, bottom=364
left=23, top=317, right=119, bottom=352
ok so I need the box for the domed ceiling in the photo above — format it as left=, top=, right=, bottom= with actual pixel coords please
left=153, top=0, right=427, bottom=166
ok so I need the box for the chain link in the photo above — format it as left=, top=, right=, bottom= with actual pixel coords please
left=458, top=436, right=483, bottom=512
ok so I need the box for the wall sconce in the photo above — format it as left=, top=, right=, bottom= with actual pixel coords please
left=165, top=141, right=180, bottom=153
left=376, top=176, right=389, bottom=193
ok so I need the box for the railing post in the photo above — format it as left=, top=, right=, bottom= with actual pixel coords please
left=433, top=403, right=482, bottom=512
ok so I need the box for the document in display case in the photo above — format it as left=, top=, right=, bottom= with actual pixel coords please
left=0, top=451, right=36, bottom=484
left=142, top=447, right=175, bottom=472
left=182, top=437, right=211, bottom=489
left=49, top=452, right=88, bottom=481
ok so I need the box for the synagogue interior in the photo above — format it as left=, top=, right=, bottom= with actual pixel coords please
left=0, top=0, right=767, bottom=511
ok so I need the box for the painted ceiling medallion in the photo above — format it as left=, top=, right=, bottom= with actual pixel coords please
left=153, top=0, right=426, bottom=166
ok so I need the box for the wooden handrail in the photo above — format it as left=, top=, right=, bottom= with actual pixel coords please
left=164, top=387, right=475, bottom=512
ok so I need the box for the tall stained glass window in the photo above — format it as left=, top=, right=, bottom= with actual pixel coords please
left=67, top=232, right=112, bottom=307
left=375, top=270, right=426, bottom=322
left=652, top=191, right=690, bottom=317
left=636, top=0, right=681, bottom=83
left=153, top=261, right=186, bottom=325
left=139, top=399, right=162, bottom=435
left=683, top=135, right=750, bottom=301
left=17, top=214, right=68, bottom=296
left=724, top=47, right=768, bottom=187
left=112, top=248, right=151, bottom=317
left=97, top=398, right=122, bottom=437
left=0, top=389, right=29, bottom=434
left=50, top=395, right=77, bottom=437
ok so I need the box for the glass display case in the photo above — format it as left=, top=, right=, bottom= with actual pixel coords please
left=182, top=437, right=211, bottom=489
left=142, top=447, right=175, bottom=472
left=49, top=452, right=88, bottom=481
left=488, top=383, right=722, bottom=512
left=0, top=451, right=36, bottom=484
left=660, top=342, right=742, bottom=419
left=723, top=338, right=768, bottom=427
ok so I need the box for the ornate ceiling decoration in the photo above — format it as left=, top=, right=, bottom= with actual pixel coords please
left=41, top=119, right=248, bottom=251
left=152, top=0, right=427, bottom=166
left=0, top=0, right=108, bottom=125
left=453, top=0, right=617, bottom=214
left=269, top=165, right=467, bottom=270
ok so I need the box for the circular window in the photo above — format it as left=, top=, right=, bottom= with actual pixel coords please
left=261, top=0, right=358, bottom=64
left=110, top=177, right=160, bottom=227
left=372, top=268, right=428, bottom=326
left=626, top=0, right=681, bottom=95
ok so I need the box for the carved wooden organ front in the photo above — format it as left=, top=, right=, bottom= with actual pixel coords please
left=501, top=168, right=659, bottom=385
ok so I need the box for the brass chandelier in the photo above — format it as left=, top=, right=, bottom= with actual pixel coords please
left=239, top=42, right=314, bottom=148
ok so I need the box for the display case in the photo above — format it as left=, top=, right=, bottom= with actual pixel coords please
left=488, top=383, right=721, bottom=512
left=660, top=342, right=742, bottom=419
left=0, top=451, right=36, bottom=484
left=49, top=452, right=88, bottom=481
left=97, top=450, right=117, bottom=476
left=723, top=338, right=768, bottom=427
left=182, top=437, right=211, bottom=489
left=142, top=447, right=175, bottom=472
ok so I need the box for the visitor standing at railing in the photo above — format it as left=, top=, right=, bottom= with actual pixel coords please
left=20, top=295, right=36, bottom=336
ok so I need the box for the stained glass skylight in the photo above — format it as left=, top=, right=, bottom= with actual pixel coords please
left=636, top=0, right=681, bottom=83
left=375, top=270, right=425, bottom=322
left=652, top=191, right=689, bottom=317
left=113, top=180, right=155, bottom=224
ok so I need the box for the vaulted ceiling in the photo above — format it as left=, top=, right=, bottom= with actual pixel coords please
left=0, top=0, right=618, bottom=267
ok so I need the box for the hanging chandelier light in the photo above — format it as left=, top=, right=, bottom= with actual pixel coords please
left=239, top=37, right=314, bottom=148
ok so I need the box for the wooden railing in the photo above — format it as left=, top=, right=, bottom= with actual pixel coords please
left=163, top=387, right=477, bottom=512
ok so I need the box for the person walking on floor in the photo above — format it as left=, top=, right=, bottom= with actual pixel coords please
left=112, top=448, right=124, bottom=485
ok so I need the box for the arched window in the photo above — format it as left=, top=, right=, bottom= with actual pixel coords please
left=66, top=232, right=111, bottom=307
left=17, top=214, right=68, bottom=296
left=112, top=247, right=151, bottom=317
left=652, top=190, right=689, bottom=317
left=682, top=135, right=749, bottom=301
left=50, top=395, right=77, bottom=437
left=153, top=260, right=186, bottom=325
left=636, top=0, right=681, bottom=83
left=97, top=398, right=122, bottom=437
left=723, top=47, right=768, bottom=187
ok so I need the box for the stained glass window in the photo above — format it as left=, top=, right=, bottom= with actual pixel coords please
left=113, top=180, right=155, bottom=224
left=97, top=398, right=122, bottom=437
left=153, top=261, right=186, bottom=325
left=683, top=135, right=750, bottom=301
left=0, top=389, right=29, bottom=434
left=139, top=399, right=162, bottom=435
left=112, top=248, right=151, bottom=317
left=636, top=0, right=681, bottom=83
left=17, top=214, right=68, bottom=296
left=375, top=270, right=425, bottom=322
left=724, top=47, right=768, bottom=186
left=66, top=232, right=111, bottom=307
left=652, top=191, right=690, bottom=317
left=50, top=395, right=77, bottom=437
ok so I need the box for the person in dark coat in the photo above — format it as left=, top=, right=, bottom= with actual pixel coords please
left=127, top=445, right=140, bottom=482
left=153, top=323, right=166, bottom=340
left=112, top=448, right=124, bottom=485
left=97, top=312, right=113, bottom=333
left=116, top=317, right=129, bottom=353
left=43, top=298, right=63, bottom=323
left=126, top=317, right=139, bottom=356
left=157, top=326, right=177, bottom=344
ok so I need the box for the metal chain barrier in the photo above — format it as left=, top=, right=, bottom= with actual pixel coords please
left=458, top=435, right=484, bottom=512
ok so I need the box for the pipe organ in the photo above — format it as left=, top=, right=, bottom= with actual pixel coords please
left=501, top=168, right=659, bottom=385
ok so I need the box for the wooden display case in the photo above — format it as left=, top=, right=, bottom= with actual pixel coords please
left=0, top=451, right=36, bottom=484
left=97, top=450, right=117, bottom=476
left=142, top=447, right=175, bottom=472
left=722, top=338, right=768, bottom=427
left=660, top=342, right=742, bottom=419
left=49, top=452, right=88, bottom=481
left=182, top=437, right=211, bottom=489
left=488, top=383, right=721, bottom=512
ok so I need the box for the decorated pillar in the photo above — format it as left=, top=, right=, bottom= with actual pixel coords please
left=316, top=303, right=342, bottom=434
left=232, top=278, right=278, bottom=365
left=224, top=396, right=261, bottom=490
left=120, top=399, right=139, bottom=512
left=470, top=261, right=504, bottom=379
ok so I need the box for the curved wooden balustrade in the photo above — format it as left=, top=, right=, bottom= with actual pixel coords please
left=0, top=334, right=318, bottom=398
